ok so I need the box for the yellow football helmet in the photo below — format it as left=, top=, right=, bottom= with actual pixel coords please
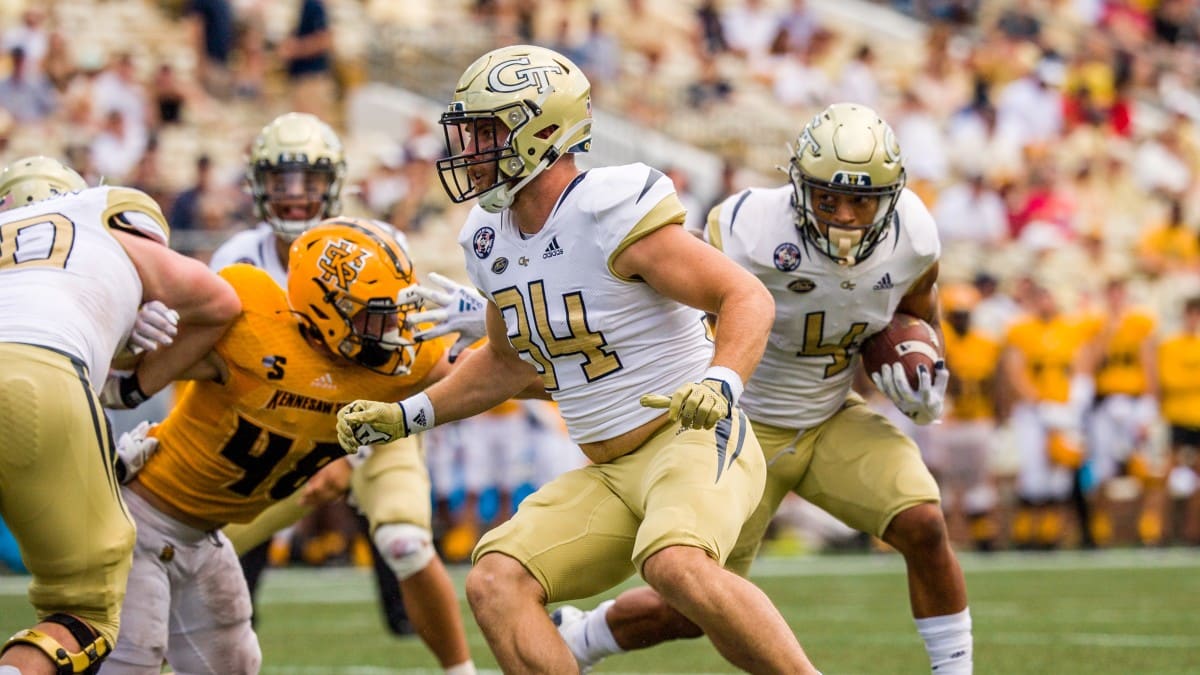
left=249, top=112, right=346, bottom=240
left=287, top=217, right=420, bottom=375
left=0, top=155, right=86, bottom=212
left=438, top=44, right=592, bottom=213
left=787, top=103, right=905, bottom=266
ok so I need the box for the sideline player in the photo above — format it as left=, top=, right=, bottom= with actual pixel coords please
left=99, top=219, right=472, bottom=674
left=337, top=44, right=819, bottom=673
left=0, top=157, right=240, bottom=675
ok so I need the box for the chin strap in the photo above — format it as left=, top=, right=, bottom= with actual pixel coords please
left=480, top=117, right=593, bottom=214
left=2, top=614, right=111, bottom=674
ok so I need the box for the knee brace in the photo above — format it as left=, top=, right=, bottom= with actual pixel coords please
left=1, top=613, right=110, bottom=674
left=373, top=523, right=435, bottom=581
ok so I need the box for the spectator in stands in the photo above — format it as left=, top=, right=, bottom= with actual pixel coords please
left=186, top=0, right=236, bottom=99
left=695, top=0, right=728, bottom=55
left=1, top=8, right=48, bottom=80
left=169, top=154, right=216, bottom=241
left=835, top=44, right=880, bottom=110
left=685, top=52, right=733, bottom=111
left=90, top=52, right=148, bottom=135
left=722, top=0, right=782, bottom=61
left=572, top=11, right=620, bottom=91
left=778, top=0, right=820, bottom=53
left=1159, top=297, right=1200, bottom=544
left=281, top=0, right=335, bottom=119
left=0, top=47, right=56, bottom=122
left=934, top=172, right=1009, bottom=245
left=150, top=63, right=189, bottom=127
left=1137, top=198, right=1200, bottom=277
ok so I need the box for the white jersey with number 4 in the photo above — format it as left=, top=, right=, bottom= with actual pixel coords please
left=0, top=186, right=170, bottom=389
left=708, top=186, right=940, bottom=430
left=461, top=163, right=713, bottom=444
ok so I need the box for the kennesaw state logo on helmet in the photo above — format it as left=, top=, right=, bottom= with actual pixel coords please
left=487, top=57, right=563, bottom=94
left=473, top=227, right=496, bottom=259
left=774, top=243, right=801, bottom=271
left=318, top=239, right=367, bottom=292
left=831, top=171, right=872, bottom=186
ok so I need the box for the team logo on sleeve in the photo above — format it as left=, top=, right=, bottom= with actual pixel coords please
left=473, top=227, right=496, bottom=259
left=773, top=243, right=801, bottom=271
left=317, top=239, right=367, bottom=292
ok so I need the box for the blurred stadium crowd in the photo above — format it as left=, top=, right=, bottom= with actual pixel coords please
left=1, top=0, right=1199, bottom=571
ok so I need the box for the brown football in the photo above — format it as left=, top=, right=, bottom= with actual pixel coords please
left=860, top=313, right=942, bottom=389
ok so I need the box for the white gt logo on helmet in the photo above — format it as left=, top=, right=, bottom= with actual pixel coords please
left=487, top=56, right=563, bottom=94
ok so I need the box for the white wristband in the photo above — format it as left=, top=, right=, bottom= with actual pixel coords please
left=703, top=366, right=744, bottom=406
left=398, top=391, right=435, bottom=435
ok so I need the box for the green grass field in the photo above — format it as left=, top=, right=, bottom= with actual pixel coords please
left=2, top=549, right=1198, bottom=673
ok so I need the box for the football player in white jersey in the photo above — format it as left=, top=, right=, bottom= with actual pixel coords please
left=198, top=113, right=474, bottom=674
left=396, top=103, right=973, bottom=673
left=336, top=45, right=819, bottom=673
left=546, top=103, right=973, bottom=674
left=0, top=157, right=239, bottom=675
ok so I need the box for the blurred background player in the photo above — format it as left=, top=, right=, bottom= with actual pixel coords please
left=1158, top=297, right=1200, bottom=544
left=1002, top=281, right=1098, bottom=549
left=100, top=219, right=473, bottom=674
left=1084, top=277, right=1163, bottom=546
left=937, top=283, right=1003, bottom=550
left=207, top=111, right=416, bottom=639
left=0, top=156, right=239, bottom=675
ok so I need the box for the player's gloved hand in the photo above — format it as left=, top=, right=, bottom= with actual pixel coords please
left=127, top=301, right=180, bottom=355
left=640, top=378, right=734, bottom=431
left=337, top=393, right=434, bottom=452
left=301, top=457, right=353, bottom=507
left=115, top=421, right=159, bottom=484
left=400, top=272, right=487, bottom=363
left=871, top=361, right=949, bottom=425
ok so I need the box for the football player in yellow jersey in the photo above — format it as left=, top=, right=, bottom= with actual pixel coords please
left=1158, top=297, right=1200, bottom=543
left=935, top=284, right=1003, bottom=550
left=0, top=158, right=241, bottom=675
left=98, top=220, right=474, bottom=675
left=1085, top=278, right=1163, bottom=546
left=1002, top=281, right=1098, bottom=549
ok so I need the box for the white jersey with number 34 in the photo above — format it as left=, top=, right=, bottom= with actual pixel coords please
left=708, top=186, right=940, bottom=430
left=0, top=186, right=170, bottom=389
left=461, top=163, right=713, bottom=444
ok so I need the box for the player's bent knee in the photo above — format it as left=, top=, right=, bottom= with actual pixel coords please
left=1, top=613, right=112, bottom=674
left=373, top=523, right=434, bottom=581
left=885, top=502, right=949, bottom=554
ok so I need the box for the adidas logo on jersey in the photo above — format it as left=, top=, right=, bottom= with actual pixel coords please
left=542, top=236, right=564, bottom=259
left=873, top=273, right=894, bottom=291
left=310, top=373, right=336, bottom=390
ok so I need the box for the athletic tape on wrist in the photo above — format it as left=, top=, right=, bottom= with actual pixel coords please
left=398, top=392, right=435, bottom=435
left=702, top=365, right=743, bottom=406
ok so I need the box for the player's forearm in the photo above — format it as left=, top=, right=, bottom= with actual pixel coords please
left=134, top=323, right=231, bottom=397
left=421, top=343, right=540, bottom=426
left=709, top=282, right=774, bottom=383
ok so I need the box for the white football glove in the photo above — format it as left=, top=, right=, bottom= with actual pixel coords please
left=400, top=272, right=487, bottom=363
left=126, top=301, right=180, bottom=355
left=115, top=421, right=159, bottom=484
left=871, top=361, right=949, bottom=426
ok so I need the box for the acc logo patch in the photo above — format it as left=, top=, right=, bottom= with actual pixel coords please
left=492, top=257, right=509, bottom=274
left=788, top=278, right=816, bottom=293
left=773, top=243, right=801, bottom=272
left=317, top=240, right=367, bottom=292
left=473, top=227, right=496, bottom=259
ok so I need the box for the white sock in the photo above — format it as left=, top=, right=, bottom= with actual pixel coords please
left=444, top=661, right=476, bottom=675
left=583, top=599, right=623, bottom=660
left=915, top=607, right=973, bottom=674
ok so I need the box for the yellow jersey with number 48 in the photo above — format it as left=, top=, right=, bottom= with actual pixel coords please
left=137, top=264, right=444, bottom=525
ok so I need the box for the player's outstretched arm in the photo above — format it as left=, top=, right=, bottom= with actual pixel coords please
left=109, top=229, right=241, bottom=400
left=337, top=300, right=540, bottom=450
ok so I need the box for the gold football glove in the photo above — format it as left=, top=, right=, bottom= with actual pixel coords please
left=336, top=400, right=407, bottom=452
left=640, top=378, right=732, bottom=430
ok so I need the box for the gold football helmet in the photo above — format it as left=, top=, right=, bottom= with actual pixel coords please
left=437, top=44, right=592, bottom=213
left=787, top=103, right=905, bottom=266
left=249, top=113, right=346, bottom=240
left=0, top=155, right=86, bottom=212
left=287, top=217, right=420, bottom=375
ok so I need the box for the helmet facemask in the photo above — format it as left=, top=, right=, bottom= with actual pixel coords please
left=437, top=45, right=593, bottom=214
left=789, top=163, right=904, bottom=266
left=251, top=158, right=340, bottom=241
left=296, top=279, right=420, bottom=375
